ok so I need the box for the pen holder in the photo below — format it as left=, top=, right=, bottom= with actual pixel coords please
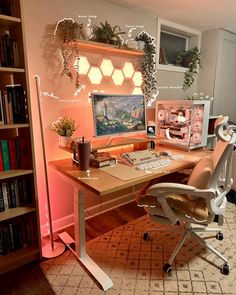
left=78, top=139, right=91, bottom=170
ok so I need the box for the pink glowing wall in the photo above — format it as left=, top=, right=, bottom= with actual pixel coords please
left=21, top=0, right=190, bottom=235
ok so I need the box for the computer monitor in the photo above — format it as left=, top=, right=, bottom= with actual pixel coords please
left=91, top=93, right=146, bottom=137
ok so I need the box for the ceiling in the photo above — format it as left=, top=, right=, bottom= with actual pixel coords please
left=107, top=0, right=236, bottom=33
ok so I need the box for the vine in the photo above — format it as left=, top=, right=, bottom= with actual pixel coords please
left=135, top=31, right=157, bottom=104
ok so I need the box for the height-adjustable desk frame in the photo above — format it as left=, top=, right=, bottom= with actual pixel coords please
left=49, top=146, right=206, bottom=291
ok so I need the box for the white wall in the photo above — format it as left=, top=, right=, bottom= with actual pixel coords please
left=21, top=0, right=196, bottom=234
left=197, top=29, right=236, bottom=122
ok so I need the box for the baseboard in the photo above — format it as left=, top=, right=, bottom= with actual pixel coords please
left=40, top=193, right=135, bottom=236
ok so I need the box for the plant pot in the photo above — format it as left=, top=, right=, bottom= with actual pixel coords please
left=137, top=40, right=145, bottom=50
left=59, top=136, right=71, bottom=148
left=80, top=26, right=92, bottom=40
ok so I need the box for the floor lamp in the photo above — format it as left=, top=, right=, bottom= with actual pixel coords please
left=34, top=75, right=65, bottom=258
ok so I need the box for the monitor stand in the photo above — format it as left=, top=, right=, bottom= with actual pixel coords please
left=105, top=136, right=145, bottom=147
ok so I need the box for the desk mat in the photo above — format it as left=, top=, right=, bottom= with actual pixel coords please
left=100, top=163, right=148, bottom=180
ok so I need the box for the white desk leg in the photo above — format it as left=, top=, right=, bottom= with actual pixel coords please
left=58, top=188, right=113, bottom=291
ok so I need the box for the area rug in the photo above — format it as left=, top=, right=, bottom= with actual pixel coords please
left=41, top=203, right=236, bottom=294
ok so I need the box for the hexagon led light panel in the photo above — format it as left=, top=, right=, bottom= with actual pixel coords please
left=100, top=59, right=114, bottom=76
left=74, top=56, right=90, bottom=75
left=122, top=62, right=134, bottom=78
left=132, top=71, right=143, bottom=87
left=88, top=67, right=103, bottom=84
left=112, top=69, right=124, bottom=85
left=132, top=87, right=143, bottom=95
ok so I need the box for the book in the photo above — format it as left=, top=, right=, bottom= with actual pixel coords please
left=0, top=186, right=4, bottom=212
left=8, top=138, right=18, bottom=169
left=6, top=85, right=27, bottom=123
left=13, top=179, right=20, bottom=207
left=5, top=182, right=13, bottom=208
left=17, top=177, right=24, bottom=206
left=2, top=182, right=9, bottom=210
left=12, top=40, right=20, bottom=67
left=0, top=144, right=4, bottom=172
left=0, top=140, right=11, bottom=171
left=0, top=226, right=3, bottom=256
left=15, top=137, right=29, bottom=169
left=3, top=91, right=10, bottom=124
left=9, top=181, right=16, bottom=208
left=1, top=224, right=11, bottom=255
left=0, top=91, right=4, bottom=124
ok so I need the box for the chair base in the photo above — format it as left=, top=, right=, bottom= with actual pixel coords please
left=143, top=224, right=230, bottom=275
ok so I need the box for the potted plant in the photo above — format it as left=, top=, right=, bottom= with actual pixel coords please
left=54, top=18, right=82, bottom=89
left=174, top=46, right=201, bottom=91
left=135, top=31, right=157, bottom=103
left=92, top=21, right=125, bottom=47
left=52, top=116, right=77, bottom=147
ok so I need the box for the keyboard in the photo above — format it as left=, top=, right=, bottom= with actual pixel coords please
left=122, top=149, right=172, bottom=171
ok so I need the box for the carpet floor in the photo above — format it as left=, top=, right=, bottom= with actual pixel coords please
left=41, top=203, right=236, bottom=294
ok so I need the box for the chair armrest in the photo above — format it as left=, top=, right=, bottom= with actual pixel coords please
left=147, top=183, right=216, bottom=200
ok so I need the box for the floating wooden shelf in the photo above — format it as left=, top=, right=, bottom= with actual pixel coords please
left=64, top=40, right=144, bottom=57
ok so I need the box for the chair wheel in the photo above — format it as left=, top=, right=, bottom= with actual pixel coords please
left=163, top=263, right=172, bottom=275
left=143, top=232, right=150, bottom=241
left=220, top=263, right=230, bottom=275
left=216, top=232, right=223, bottom=240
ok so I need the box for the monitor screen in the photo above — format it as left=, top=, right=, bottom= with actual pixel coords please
left=91, top=93, right=146, bottom=137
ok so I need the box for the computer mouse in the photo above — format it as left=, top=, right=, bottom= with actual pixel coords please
left=159, top=151, right=170, bottom=157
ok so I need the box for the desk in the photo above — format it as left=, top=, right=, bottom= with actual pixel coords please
left=49, top=148, right=207, bottom=290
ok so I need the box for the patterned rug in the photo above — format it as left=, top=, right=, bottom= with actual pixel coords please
left=41, top=203, right=236, bottom=294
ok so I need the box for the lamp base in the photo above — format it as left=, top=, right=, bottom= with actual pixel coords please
left=42, top=242, right=66, bottom=258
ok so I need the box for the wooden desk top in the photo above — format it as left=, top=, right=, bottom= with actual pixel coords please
left=49, top=148, right=210, bottom=196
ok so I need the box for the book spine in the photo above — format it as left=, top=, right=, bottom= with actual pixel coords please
left=17, top=177, right=24, bottom=206
left=0, top=90, right=5, bottom=124
left=6, top=182, right=13, bottom=208
left=12, top=40, right=20, bottom=67
left=1, top=224, right=11, bottom=255
left=0, top=186, right=4, bottom=212
left=9, top=181, right=16, bottom=208
left=15, top=137, right=28, bottom=169
left=3, top=91, right=10, bottom=124
left=13, top=179, right=20, bottom=207
left=2, top=182, right=9, bottom=210
left=0, top=226, right=3, bottom=256
left=8, top=138, right=18, bottom=169
left=0, top=143, right=4, bottom=172
left=0, top=140, right=11, bottom=171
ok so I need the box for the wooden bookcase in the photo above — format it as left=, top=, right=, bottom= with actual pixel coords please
left=0, top=0, right=41, bottom=274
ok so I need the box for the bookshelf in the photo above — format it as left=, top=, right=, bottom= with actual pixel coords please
left=0, top=0, right=40, bottom=274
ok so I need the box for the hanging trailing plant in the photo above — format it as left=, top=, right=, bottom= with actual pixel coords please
left=54, top=18, right=82, bottom=89
left=135, top=31, right=157, bottom=103
left=175, top=46, right=201, bottom=91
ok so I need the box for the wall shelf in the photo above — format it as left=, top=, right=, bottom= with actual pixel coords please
left=64, top=40, right=144, bottom=57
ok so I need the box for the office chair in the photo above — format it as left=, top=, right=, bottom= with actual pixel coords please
left=136, top=116, right=236, bottom=275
